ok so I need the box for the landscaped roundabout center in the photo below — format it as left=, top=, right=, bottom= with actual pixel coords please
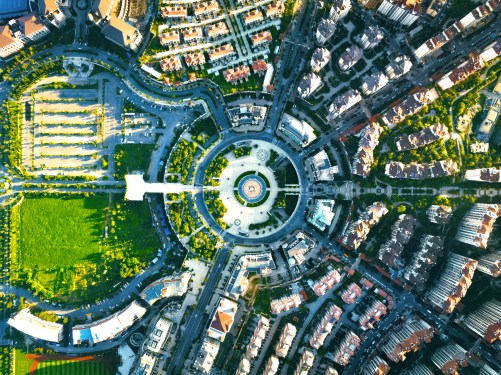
left=235, top=172, right=270, bottom=205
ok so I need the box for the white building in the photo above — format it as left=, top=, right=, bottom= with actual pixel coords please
left=327, top=89, right=363, bottom=121
left=264, top=355, right=280, bottom=375
left=358, top=25, right=384, bottom=50
left=294, top=349, right=314, bottom=375
left=456, top=204, right=501, bottom=249
left=377, top=0, right=422, bottom=27
left=308, top=199, right=336, bottom=232
left=309, top=304, right=343, bottom=349
left=39, top=0, right=67, bottom=28
left=279, top=113, right=317, bottom=147
left=275, top=323, right=297, bottom=357
left=207, top=298, right=238, bottom=342
left=385, top=55, right=413, bottom=80
left=0, top=25, right=23, bottom=58
left=338, top=45, right=363, bottom=71
left=361, top=71, right=389, bottom=96
left=308, top=150, right=338, bottom=181
left=316, top=18, right=337, bottom=45
left=329, top=0, right=351, bottom=21
left=8, top=309, right=64, bottom=343
left=297, top=72, right=322, bottom=98
left=310, top=48, right=331, bottom=73
left=194, top=337, right=220, bottom=373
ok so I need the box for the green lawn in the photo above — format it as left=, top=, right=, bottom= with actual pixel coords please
left=19, top=196, right=108, bottom=268
left=35, top=360, right=109, bottom=375
left=113, top=143, right=155, bottom=179
left=13, top=349, right=33, bottom=375
left=13, top=194, right=161, bottom=303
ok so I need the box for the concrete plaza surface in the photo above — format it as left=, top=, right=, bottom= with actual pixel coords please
left=218, top=140, right=291, bottom=237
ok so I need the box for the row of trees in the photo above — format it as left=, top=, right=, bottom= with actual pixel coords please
left=169, top=193, right=198, bottom=237
left=168, top=139, right=198, bottom=183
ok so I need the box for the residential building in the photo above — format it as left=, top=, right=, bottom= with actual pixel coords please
left=327, top=89, right=362, bottom=121
left=193, top=1, right=220, bottom=17
left=265, top=1, right=285, bottom=18
left=237, top=357, right=251, bottom=375
left=160, top=30, right=180, bottom=46
left=456, top=204, right=501, bottom=249
left=244, top=9, right=263, bottom=25
left=72, top=301, right=147, bottom=345
left=208, top=43, right=234, bottom=62
left=100, top=16, right=143, bottom=52
left=377, top=0, right=422, bottom=27
left=310, top=304, right=343, bottom=349
left=477, top=251, right=501, bottom=277
left=294, top=349, right=314, bottom=375
left=8, top=308, right=64, bottom=343
left=341, top=283, right=362, bottom=304
left=182, top=27, right=203, bottom=43
left=338, top=45, right=363, bottom=71
left=329, top=0, right=351, bottom=21
left=160, top=55, right=182, bottom=72
left=316, top=18, right=337, bottom=45
left=470, top=141, right=489, bottom=153
left=145, top=317, right=172, bottom=354
left=194, top=337, right=220, bottom=373
left=226, top=252, right=275, bottom=299
left=246, top=316, right=270, bottom=358
left=352, top=122, right=383, bottom=177
left=427, top=205, right=452, bottom=225
left=264, top=355, right=280, bottom=375
left=139, top=272, right=190, bottom=305
left=297, top=72, right=322, bottom=98
left=184, top=52, right=206, bottom=68
left=403, top=235, right=444, bottom=288
left=426, top=253, right=477, bottom=313
left=206, top=22, right=229, bottom=38
left=252, top=59, right=268, bottom=75
left=385, top=55, right=412, bottom=80
left=279, top=113, right=317, bottom=147
left=311, top=269, right=341, bottom=296
left=251, top=30, right=272, bottom=47
left=308, top=199, right=336, bottom=232
left=437, top=53, right=486, bottom=90
left=382, top=88, right=439, bottom=128
left=459, top=299, right=501, bottom=343
left=430, top=344, right=470, bottom=374
left=136, top=352, right=157, bottom=375
left=17, top=12, right=50, bottom=42
left=275, top=323, right=297, bottom=357
left=161, top=5, right=187, bottom=19
left=224, top=65, right=251, bottom=83
left=89, top=0, right=114, bottom=22
left=282, top=231, right=315, bottom=266
left=325, top=367, right=339, bottom=375
left=395, top=123, right=449, bottom=151
left=0, top=25, right=23, bottom=58
left=477, top=79, right=501, bottom=142
left=39, top=0, right=67, bottom=28
left=480, top=38, right=501, bottom=62
left=271, top=293, right=302, bottom=314
left=308, top=150, right=338, bottom=181
left=414, top=0, right=500, bottom=60
left=384, top=159, right=458, bottom=179
left=358, top=25, right=384, bottom=50
left=363, top=356, right=391, bottom=375
left=228, top=104, right=268, bottom=128
left=333, top=331, right=360, bottom=366
left=464, top=167, right=501, bottom=182
left=381, top=318, right=436, bottom=362
left=359, top=301, right=387, bottom=330
left=342, top=202, right=389, bottom=250
left=361, top=71, right=389, bottom=95
left=207, top=298, right=238, bottom=341
left=310, top=48, right=331, bottom=73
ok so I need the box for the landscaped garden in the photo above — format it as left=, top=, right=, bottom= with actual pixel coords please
left=113, top=143, right=156, bottom=179
left=10, top=194, right=161, bottom=303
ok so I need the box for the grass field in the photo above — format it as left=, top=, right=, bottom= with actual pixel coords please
left=12, top=194, right=161, bottom=303
left=13, top=349, right=112, bottom=375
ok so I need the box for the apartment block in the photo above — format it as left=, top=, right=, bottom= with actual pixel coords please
left=460, top=299, right=501, bottom=343
left=427, top=205, right=452, bottom=225
left=193, top=337, right=220, bottom=373
left=477, top=251, right=501, bottom=277
left=275, top=323, right=297, bottom=358
left=352, top=122, right=383, bottom=177
left=0, top=25, right=23, bottom=58
left=359, top=300, right=387, bottom=330
left=437, top=53, right=486, bottom=90
left=246, top=316, right=270, bottom=358
left=309, top=304, right=343, bottom=349
left=431, top=344, right=470, bottom=374
left=395, top=123, right=449, bottom=152
left=426, top=253, right=477, bottom=313
left=382, top=88, right=438, bottom=128
left=358, top=25, right=384, bottom=50
left=403, top=235, right=444, bottom=288
left=338, top=45, right=363, bottom=71
left=308, top=150, right=338, bottom=182
left=271, top=293, right=302, bottom=314
left=342, top=202, right=388, bottom=250
left=294, top=349, right=314, bottom=375
left=456, top=204, right=501, bottom=249
left=333, top=331, right=360, bottom=366
left=310, top=48, right=331, bottom=73
left=316, top=18, right=337, bottom=45
left=297, top=72, right=322, bottom=98
left=329, top=0, right=351, bottom=21
left=377, top=0, right=422, bottom=27
left=311, top=269, right=341, bottom=296
left=381, top=318, right=436, bottom=362
left=363, top=356, right=391, bottom=375
left=361, top=71, right=389, bottom=96
left=385, top=55, right=412, bottom=80
left=264, top=355, right=280, bottom=375
left=384, top=159, right=458, bottom=180
left=327, top=89, right=362, bottom=121
left=378, top=214, right=416, bottom=268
